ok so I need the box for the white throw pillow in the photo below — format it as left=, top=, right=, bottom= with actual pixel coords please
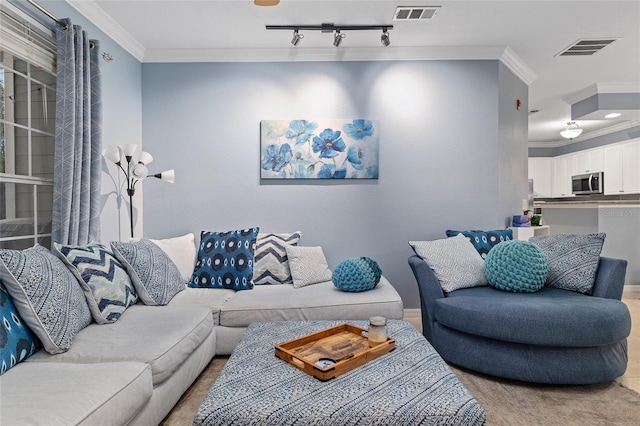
left=409, top=234, right=488, bottom=293
left=149, top=233, right=196, bottom=284
left=285, top=245, right=332, bottom=289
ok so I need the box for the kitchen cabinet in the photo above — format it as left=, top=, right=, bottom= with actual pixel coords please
left=573, top=148, right=604, bottom=174
left=604, top=140, right=640, bottom=194
left=528, top=158, right=552, bottom=198
left=552, top=155, right=575, bottom=198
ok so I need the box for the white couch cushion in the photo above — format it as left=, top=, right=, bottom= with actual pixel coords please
left=168, top=287, right=236, bottom=325
left=0, top=361, right=152, bottom=425
left=219, top=277, right=403, bottom=327
left=27, top=304, right=213, bottom=386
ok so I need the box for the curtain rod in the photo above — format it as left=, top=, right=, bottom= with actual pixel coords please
left=25, top=0, right=114, bottom=62
left=26, top=0, right=67, bottom=29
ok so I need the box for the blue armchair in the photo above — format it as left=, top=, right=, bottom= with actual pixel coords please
left=409, top=255, right=631, bottom=384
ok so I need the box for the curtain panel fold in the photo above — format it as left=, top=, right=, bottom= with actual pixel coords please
left=52, top=19, right=102, bottom=246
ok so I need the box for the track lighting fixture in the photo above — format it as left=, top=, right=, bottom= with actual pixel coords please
left=266, top=23, right=393, bottom=47
left=381, top=29, right=390, bottom=47
left=291, top=29, right=303, bottom=46
left=333, top=30, right=345, bottom=47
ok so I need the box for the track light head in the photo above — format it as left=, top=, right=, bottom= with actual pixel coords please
left=291, top=29, right=303, bottom=46
left=333, top=30, right=345, bottom=47
left=381, top=30, right=390, bottom=47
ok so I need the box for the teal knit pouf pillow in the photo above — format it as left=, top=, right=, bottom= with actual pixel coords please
left=332, top=257, right=382, bottom=292
left=484, top=240, right=548, bottom=293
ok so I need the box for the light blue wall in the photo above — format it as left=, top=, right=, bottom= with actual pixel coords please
left=45, top=1, right=143, bottom=242
left=141, top=60, right=528, bottom=308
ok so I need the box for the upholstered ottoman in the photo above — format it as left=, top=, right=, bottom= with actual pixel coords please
left=194, top=320, right=486, bottom=426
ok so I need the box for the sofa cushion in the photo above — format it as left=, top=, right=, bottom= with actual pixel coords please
left=27, top=304, right=214, bottom=385
left=53, top=242, right=138, bottom=323
left=445, top=229, right=512, bottom=259
left=409, top=234, right=488, bottom=293
left=529, top=233, right=605, bottom=294
left=219, top=277, right=403, bottom=327
left=111, top=239, right=185, bottom=305
left=435, top=286, right=631, bottom=347
left=253, top=232, right=302, bottom=285
left=0, top=244, right=92, bottom=354
left=0, top=361, right=152, bottom=425
left=168, top=287, right=236, bottom=325
left=149, top=233, right=197, bottom=283
left=1, top=286, right=39, bottom=374
left=285, top=245, right=332, bottom=288
left=189, top=228, right=260, bottom=291
left=484, top=240, right=548, bottom=293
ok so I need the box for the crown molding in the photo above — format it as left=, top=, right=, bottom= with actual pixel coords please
left=65, top=0, right=145, bottom=61
left=499, top=46, right=536, bottom=85
left=563, top=82, right=640, bottom=105
left=528, top=119, right=640, bottom=148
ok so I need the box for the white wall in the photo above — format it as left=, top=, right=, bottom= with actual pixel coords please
left=141, top=60, right=529, bottom=308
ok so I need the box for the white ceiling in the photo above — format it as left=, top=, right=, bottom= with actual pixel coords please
left=66, top=0, right=640, bottom=147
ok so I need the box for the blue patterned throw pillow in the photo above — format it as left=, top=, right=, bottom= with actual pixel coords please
left=0, top=244, right=92, bottom=354
left=111, top=239, right=185, bottom=306
left=189, top=228, right=260, bottom=291
left=484, top=240, right=548, bottom=293
left=445, top=229, right=513, bottom=259
left=332, top=257, right=382, bottom=292
left=530, top=233, right=605, bottom=294
left=1, top=286, right=39, bottom=375
left=54, top=242, right=138, bottom=323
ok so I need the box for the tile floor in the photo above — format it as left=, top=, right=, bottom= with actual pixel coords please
left=405, top=296, right=639, bottom=392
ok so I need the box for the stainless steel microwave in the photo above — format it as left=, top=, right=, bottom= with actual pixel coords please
left=572, top=172, right=603, bottom=195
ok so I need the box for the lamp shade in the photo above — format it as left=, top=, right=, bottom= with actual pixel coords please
left=154, top=169, right=175, bottom=184
left=122, top=143, right=138, bottom=158
left=138, top=151, right=154, bottom=165
left=103, top=145, right=121, bottom=164
left=131, top=164, right=149, bottom=180
left=560, top=122, right=583, bottom=140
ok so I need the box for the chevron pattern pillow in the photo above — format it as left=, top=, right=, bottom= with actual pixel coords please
left=0, top=244, right=92, bottom=354
left=253, top=232, right=302, bottom=285
left=409, top=234, right=488, bottom=293
left=285, top=245, right=333, bottom=289
left=54, top=242, right=138, bottom=324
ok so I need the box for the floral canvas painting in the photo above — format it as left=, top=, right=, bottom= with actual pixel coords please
left=260, top=119, right=379, bottom=179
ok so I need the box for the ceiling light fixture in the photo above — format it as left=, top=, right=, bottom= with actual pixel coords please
left=291, top=29, right=303, bottom=46
left=333, top=30, right=345, bottom=47
left=381, top=29, right=390, bottom=47
left=560, top=121, right=583, bottom=140
left=605, top=112, right=622, bottom=119
left=266, top=23, right=393, bottom=47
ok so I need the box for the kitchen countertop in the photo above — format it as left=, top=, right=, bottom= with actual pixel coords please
left=534, top=200, right=640, bottom=208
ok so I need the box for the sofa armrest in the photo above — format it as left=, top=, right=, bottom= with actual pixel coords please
left=591, top=257, right=627, bottom=300
left=408, top=255, right=445, bottom=341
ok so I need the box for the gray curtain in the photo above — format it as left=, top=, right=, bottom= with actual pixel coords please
left=52, top=19, right=102, bottom=246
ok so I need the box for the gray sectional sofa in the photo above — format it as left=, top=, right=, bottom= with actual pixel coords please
left=0, top=277, right=403, bottom=425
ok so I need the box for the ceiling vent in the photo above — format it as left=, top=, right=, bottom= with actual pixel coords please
left=557, top=38, right=619, bottom=56
left=393, top=6, right=440, bottom=21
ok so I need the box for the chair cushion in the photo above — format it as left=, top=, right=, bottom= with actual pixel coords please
left=435, top=286, right=631, bottom=346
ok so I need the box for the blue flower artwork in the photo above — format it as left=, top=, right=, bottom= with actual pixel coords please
left=260, top=119, right=379, bottom=179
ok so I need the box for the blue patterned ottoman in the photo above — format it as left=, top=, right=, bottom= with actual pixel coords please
left=194, top=320, right=486, bottom=425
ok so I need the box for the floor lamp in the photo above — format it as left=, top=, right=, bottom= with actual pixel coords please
left=103, top=144, right=175, bottom=238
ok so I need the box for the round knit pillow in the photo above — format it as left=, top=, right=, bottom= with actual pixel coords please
left=332, top=257, right=382, bottom=292
left=484, top=240, right=548, bottom=293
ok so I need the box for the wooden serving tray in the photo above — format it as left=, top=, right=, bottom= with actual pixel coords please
left=275, top=323, right=396, bottom=381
